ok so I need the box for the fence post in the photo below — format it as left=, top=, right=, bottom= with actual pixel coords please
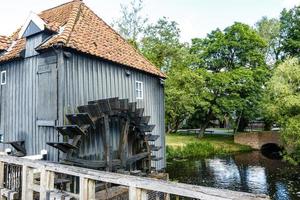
left=40, top=169, right=55, bottom=200
left=79, top=177, right=95, bottom=200
left=129, top=187, right=148, bottom=200
left=21, top=166, right=34, bottom=200
left=0, top=162, right=4, bottom=188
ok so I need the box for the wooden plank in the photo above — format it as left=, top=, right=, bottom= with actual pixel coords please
left=47, top=142, right=77, bottom=153
left=56, top=125, right=87, bottom=137
left=135, top=108, right=144, bottom=118
left=149, top=145, right=162, bottom=151
left=126, top=152, right=149, bottom=165
left=119, top=99, right=129, bottom=111
left=144, top=134, right=159, bottom=141
left=0, top=162, right=4, bottom=188
left=129, top=102, right=137, bottom=113
left=103, top=115, right=112, bottom=171
left=62, top=157, right=121, bottom=169
left=139, top=124, right=155, bottom=132
left=21, top=166, right=34, bottom=200
left=66, top=113, right=95, bottom=129
left=79, top=177, right=95, bottom=200
left=40, top=169, right=55, bottom=200
left=118, top=119, right=130, bottom=168
left=77, top=104, right=102, bottom=121
left=0, top=156, right=270, bottom=200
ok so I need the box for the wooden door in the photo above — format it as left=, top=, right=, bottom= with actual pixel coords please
left=36, top=63, right=58, bottom=126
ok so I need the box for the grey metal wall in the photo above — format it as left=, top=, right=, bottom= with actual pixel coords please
left=0, top=56, right=59, bottom=161
left=62, top=53, right=165, bottom=169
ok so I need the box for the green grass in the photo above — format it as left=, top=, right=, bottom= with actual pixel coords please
left=166, top=133, right=252, bottom=160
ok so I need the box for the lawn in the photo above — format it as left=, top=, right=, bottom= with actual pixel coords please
left=166, top=133, right=253, bottom=160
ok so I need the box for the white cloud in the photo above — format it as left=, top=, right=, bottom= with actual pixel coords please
left=282, top=0, right=300, bottom=8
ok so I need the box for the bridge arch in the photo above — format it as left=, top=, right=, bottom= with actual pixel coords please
left=234, top=132, right=282, bottom=150
left=260, top=143, right=282, bottom=159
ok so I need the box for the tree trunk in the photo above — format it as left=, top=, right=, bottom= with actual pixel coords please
left=197, top=110, right=213, bottom=138
left=237, top=115, right=249, bottom=132
left=263, top=119, right=273, bottom=131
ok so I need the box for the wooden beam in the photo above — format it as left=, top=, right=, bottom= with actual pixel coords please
left=79, top=177, right=95, bottom=200
left=126, top=152, right=149, bottom=165
left=103, top=115, right=112, bottom=171
left=40, top=169, right=55, bottom=200
left=0, top=162, right=4, bottom=188
left=129, top=187, right=148, bottom=200
left=119, top=118, right=130, bottom=168
left=21, top=166, right=34, bottom=200
left=0, top=156, right=270, bottom=200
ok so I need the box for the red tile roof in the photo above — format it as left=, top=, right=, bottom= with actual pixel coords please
left=0, top=0, right=165, bottom=78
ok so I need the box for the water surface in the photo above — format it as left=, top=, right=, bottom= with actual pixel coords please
left=166, top=151, right=300, bottom=200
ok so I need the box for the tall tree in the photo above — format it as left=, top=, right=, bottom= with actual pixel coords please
left=113, top=0, right=148, bottom=47
left=264, top=58, right=300, bottom=164
left=255, top=16, right=281, bottom=65
left=140, top=17, right=187, bottom=72
left=190, top=22, right=268, bottom=132
left=279, top=6, right=300, bottom=58
left=165, top=67, right=204, bottom=133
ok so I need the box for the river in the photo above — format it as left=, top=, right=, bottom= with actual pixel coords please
left=166, top=151, right=300, bottom=200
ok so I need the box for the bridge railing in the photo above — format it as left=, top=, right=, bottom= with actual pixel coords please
left=0, top=155, right=270, bottom=200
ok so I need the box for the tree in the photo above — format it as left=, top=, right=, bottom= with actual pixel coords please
left=113, top=0, right=148, bottom=47
left=165, top=68, right=204, bottom=133
left=263, top=58, right=300, bottom=164
left=255, top=16, right=281, bottom=65
left=140, top=17, right=187, bottom=72
left=190, top=22, right=268, bottom=132
left=191, top=22, right=267, bottom=72
left=279, top=6, right=300, bottom=58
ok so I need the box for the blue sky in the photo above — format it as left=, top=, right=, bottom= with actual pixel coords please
left=0, top=0, right=299, bottom=42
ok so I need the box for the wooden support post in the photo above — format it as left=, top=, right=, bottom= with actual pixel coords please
left=103, top=115, right=112, bottom=171
left=119, top=118, right=129, bottom=169
left=40, top=169, right=55, bottom=200
left=0, top=162, right=4, bottom=188
left=0, top=162, right=4, bottom=200
left=79, top=177, right=95, bottom=200
left=21, top=166, right=34, bottom=200
left=129, top=187, right=148, bottom=200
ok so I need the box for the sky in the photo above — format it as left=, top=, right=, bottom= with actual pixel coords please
left=0, top=0, right=299, bottom=42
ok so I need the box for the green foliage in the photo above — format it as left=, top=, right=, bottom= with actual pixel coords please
left=188, top=23, right=269, bottom=133
left=165, top=68, right=204, bottom=133
left=140, top=17, right=190, bottom=72
left=264, top=58, right=300, bottom=163
left=279, top=6, right=300, bottom=58
left=255, top=16, right=281, bottom=65
left=191, top=22, right=267, bottom=72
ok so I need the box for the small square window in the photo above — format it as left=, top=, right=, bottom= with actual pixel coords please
left=136, top=81, right=143, bottom=99
left=1, top=71, right=6, bottom=85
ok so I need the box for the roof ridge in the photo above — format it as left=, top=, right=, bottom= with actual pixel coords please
left=39, top=0, right=77, bottom=14
left=80, top=3, right=164, bottom=76
left=65, top=1, right=84, bottom=45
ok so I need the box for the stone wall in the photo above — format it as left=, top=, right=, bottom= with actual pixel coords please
left=234, top=132, right=281, bottom=150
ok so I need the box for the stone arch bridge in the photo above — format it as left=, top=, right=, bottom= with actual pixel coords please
left=234, top=132, right=282, bottom=150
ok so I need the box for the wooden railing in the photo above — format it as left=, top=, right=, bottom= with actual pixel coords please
left=0, top=155, right=270, bottom=200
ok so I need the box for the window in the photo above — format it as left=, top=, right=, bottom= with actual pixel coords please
left=1, top=71, right=6, bottom=85
left=136, top=81, right=143, bottom=99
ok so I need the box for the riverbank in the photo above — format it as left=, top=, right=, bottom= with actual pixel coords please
left=166, top=133, right=252, bottom=160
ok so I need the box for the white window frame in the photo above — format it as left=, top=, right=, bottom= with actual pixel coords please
left=1, top=71, right=6, bottom=85
left=135, top=81, right=143, bottom=100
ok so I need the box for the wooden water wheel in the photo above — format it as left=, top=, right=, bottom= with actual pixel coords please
left=47, top=97, right=162, bottom=173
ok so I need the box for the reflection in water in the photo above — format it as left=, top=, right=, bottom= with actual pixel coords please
left=167, top=151, right=300, bottom=200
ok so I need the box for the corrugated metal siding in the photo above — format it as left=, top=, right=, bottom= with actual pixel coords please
left=0, top=56, right=59, bottom=161
left=63, top=53, right=165, bottom=169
